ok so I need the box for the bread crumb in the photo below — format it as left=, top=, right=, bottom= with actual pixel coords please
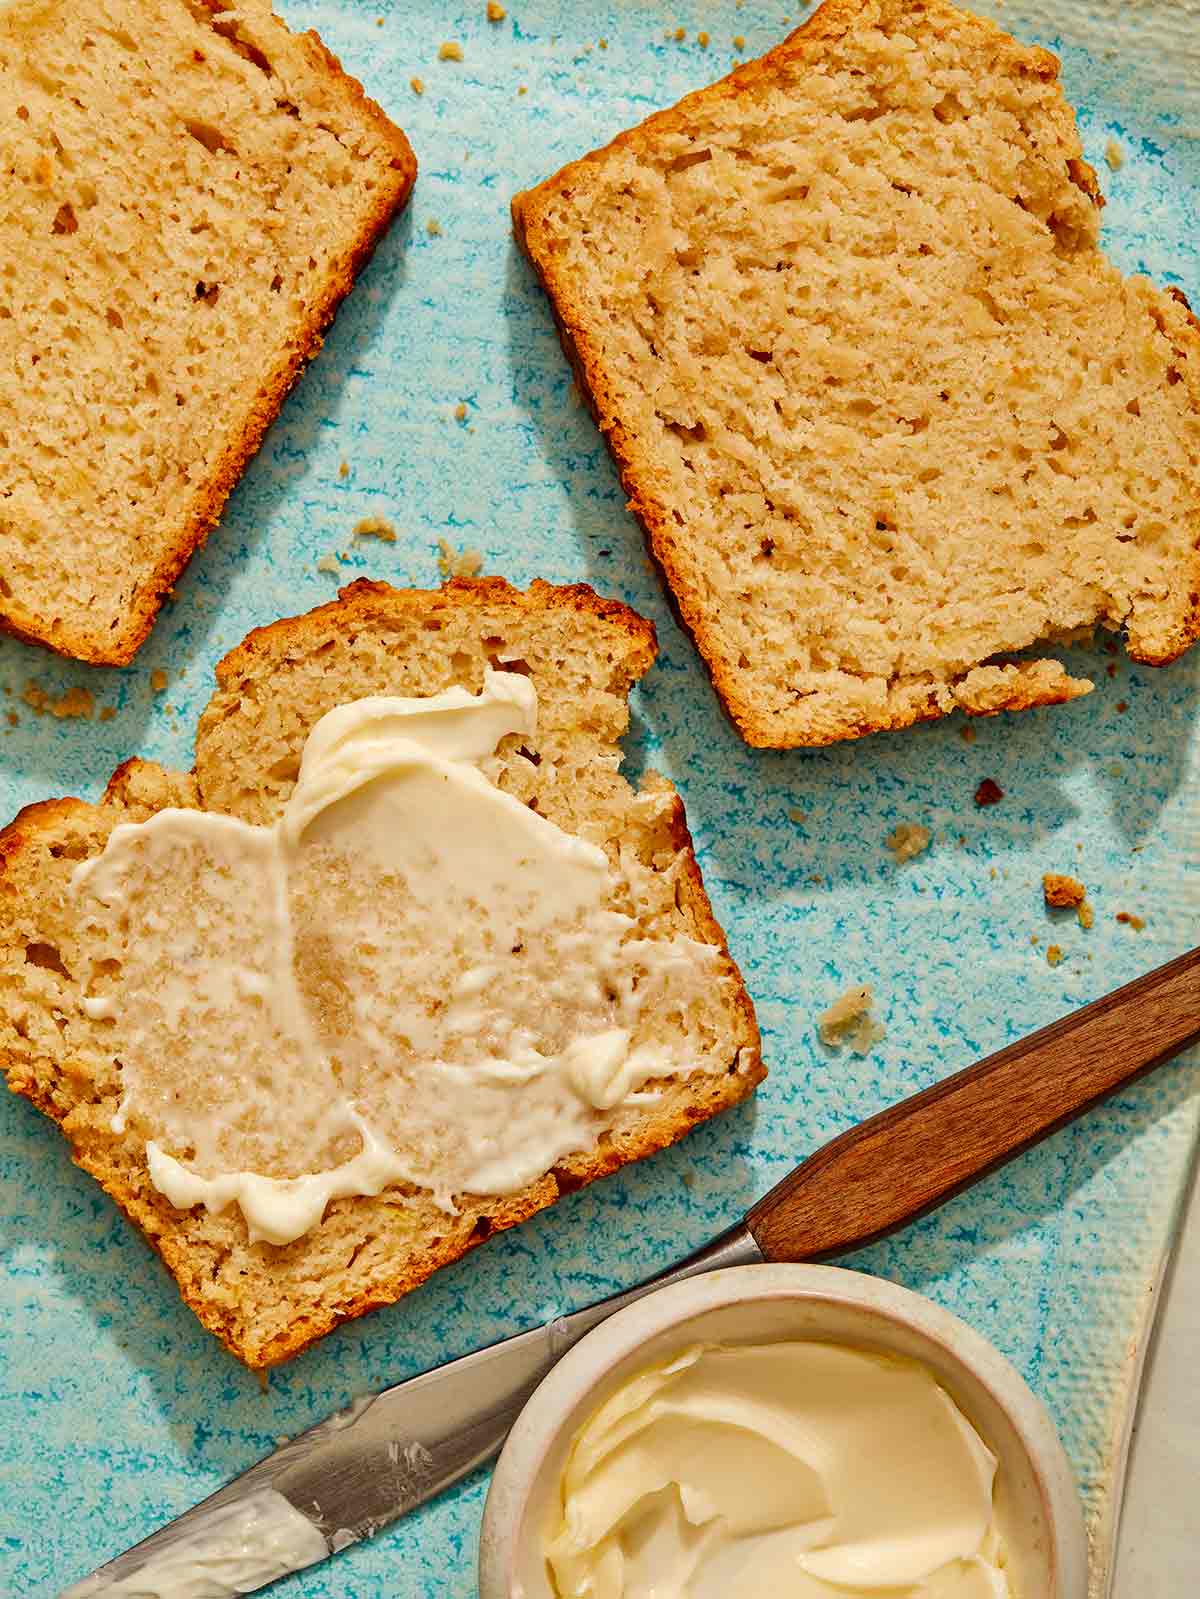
left=673, top=27, right=685, bottom=42
left=1046, top=944, right=1065, bottom=967
left=818, top=984, right=885, bottom=1055
left=376, top=15, right=385, bottom=25
left=453, top=402, right=468, bottom=421
left=517, top=84, right=527, bottom=95
left=1116, top=700, right=1129, bottom=713
left=698, top=31, right=709, bottom=47
left=1030, top=933, right=1039, bottom=945
left=150, top=669, right=168, bottom=694
left=316, top=553, right=342, bottom=574
left=1105, top=138, right=1124, bottom=171
left=974, top=778, right=1004, bottom=807
left=410, top=77, right=425, bottom=94
left=1077, top=900, right=1094, bottom=930
left=1043, top=872, right=1086, bottom=909
left=353, top=516, right=397, bottom=542
left=438, top=41, right=464, bottom=61
left=989, top=867, right=998, bottom=879
left=1105, top=662, right=1118, bottom=678
left=338, top=460, right=350, bottom=478
left=436, top=538, right=484, bottom=579
left=99, top=706, right=116, bottom=723
left=733, top=34, right=746, bottom=50
left=487, top=1, right=506, bottom=18
left=960, top=723, right=976, bottom=743
left=22, top=681, right=94, bottom=719
left=599, top=37, right=607, bottom=49
left=885, top=822, right=931, bottom=863
left=1116, top=911, right=1146, bottom=931
left=5, top=710, right=17, bottom=727
left=426, top=218, right=442, bottom=236
left=787, top=807, right=807, bottom=825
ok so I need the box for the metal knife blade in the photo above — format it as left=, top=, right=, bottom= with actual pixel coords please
left=61, top=1224, right=761, bottom=1597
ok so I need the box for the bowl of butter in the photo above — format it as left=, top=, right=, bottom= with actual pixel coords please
left=478, top=1263, right=1087, bottom=1599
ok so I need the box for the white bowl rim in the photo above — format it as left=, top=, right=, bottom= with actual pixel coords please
left=479, top=1262, right=1089, bottom=1599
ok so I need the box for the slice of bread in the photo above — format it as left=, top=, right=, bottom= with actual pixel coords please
left=0, top=578, right=763, bottom=1367
left=0, top=0, right=416, bottom=664
left=513, top=0, right=1200, bottom=748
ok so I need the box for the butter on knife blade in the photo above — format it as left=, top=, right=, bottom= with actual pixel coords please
left=60, top=1489, right=329, bottom=1598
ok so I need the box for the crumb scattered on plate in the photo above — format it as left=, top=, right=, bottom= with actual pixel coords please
left=487, top=1, right=506, bottom=19
left=426, top=218, right=442, bottom=236
left=436, top=538, right=484, bottom=578
left=1116, top=911, right=1146, bottom=931
left=22, top=682, right=94, bottom=720
left=1043, top=873, right=1085, bottom=908
left=1046, top=944, right=1065, bottom=967
left=150, top=668, right=168, bottom=694
left=353, top=516, right=397, bottom=542
left=438, top=41, right=463, bottom=61
left=974, top=778, right=1003, bottom=807
left=1105, top=137, right=1124, bottom=171
left=454, top=402, right=468, bottom=421
left=885, top=821, right=931, bottom=863
left=787, top=806, right=807, bottom=825
left=410, top=76, right=425, bottom=94
left=316, top=553, right=343, bottom=574
left=817, top=984, right=886, bottom=1055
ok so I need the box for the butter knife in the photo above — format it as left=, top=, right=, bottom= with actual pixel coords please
left=64, top=943, right=1200, bottom=1597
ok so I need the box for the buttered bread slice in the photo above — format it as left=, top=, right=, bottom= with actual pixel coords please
left=513, top=0, right=1200, bottom=747
left=0, top=579, right=762, bottom=1367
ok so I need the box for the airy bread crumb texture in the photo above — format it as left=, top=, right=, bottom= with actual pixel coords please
left=0, top=0, right=415, bottom=664
left=513, top=0, right=1200, bottom=747
left=0, top=578, right=762, bottom=1367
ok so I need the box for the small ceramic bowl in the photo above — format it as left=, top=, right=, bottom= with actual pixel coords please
left=479, top=1263, right=1088, bottom=1599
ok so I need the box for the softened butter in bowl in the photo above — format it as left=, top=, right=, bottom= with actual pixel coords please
left=547, top=1340, right=1011, bottom=1598
left=479, top=1265, right=1088, bottom=1599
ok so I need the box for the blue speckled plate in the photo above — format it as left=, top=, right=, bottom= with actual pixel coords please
left=1, top=4, right=1197, bottom=1595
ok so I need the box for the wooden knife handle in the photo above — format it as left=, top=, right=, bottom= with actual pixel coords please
left=746, top=945, right=1200, bottom=1263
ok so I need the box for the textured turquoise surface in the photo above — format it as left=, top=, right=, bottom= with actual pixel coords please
left=1, top=3, right=1199, bottom=1594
